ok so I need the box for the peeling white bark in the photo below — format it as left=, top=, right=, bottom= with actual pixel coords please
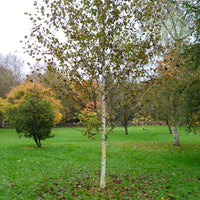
left=100, top=85, right=106, bottom=188
left=100, top=56, right=106, bottom=188
left=100, top=140, right=106, bottom=188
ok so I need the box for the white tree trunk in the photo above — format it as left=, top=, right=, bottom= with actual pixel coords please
left=172, top=126, right=180, bottom=146
left=100, top=70, right=106, bottom=189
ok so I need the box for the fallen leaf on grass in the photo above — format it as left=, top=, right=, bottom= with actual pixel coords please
left=113, top=179, right=122, bottom=184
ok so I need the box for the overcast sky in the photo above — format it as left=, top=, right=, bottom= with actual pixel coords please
left=0, top=0, right=34, bottom=70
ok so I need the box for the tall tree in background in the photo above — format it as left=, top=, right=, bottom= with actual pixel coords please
left=0, top=53, right=24, bottom=98
left=160, top=0, right=200, bottom=133
left=144, top=0, right=193, bottom=144
left=24, top=0, right=166, bottom=188
left=180, top=0, right=200, bottom=131
left=142, top=57, right=183, bottom=146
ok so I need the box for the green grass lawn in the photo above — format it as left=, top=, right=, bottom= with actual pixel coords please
left=0, top=126, right=199, bottom=199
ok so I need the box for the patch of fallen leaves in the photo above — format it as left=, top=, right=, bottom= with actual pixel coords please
left=29, top=170, right=182, bottom=200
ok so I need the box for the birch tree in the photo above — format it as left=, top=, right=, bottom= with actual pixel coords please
left=24, top=0, right=166, bottom=188
left=153, top=0, right=191, bottom=145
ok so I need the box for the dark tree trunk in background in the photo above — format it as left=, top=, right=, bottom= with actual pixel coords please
left=125, top=125, right=128, bottom=135
left=33, top=134, right=42, bottom=148
left=122, top=120, right=129, bottom=135
left=166, top=120, right=172, bottom=134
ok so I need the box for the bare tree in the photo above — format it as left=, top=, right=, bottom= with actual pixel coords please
left=0, top=53, right=24, bottom=98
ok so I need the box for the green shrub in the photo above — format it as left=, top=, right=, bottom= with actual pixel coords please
left=11, top=97, right=55, bottom=148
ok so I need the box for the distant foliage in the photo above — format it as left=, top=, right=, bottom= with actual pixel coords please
left=0, top=98, right=4, bottom=127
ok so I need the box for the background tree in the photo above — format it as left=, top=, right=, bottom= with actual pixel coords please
left=1, top=82, right=62, bottom=147
left=0, top=53, right=24, bottom=98
left=140, top=0, right=198, bottom=145
left=180, top=68, right=200, bottom=132
left=159, top=0, right=200, bottom=133
left=180, top=0, right=200, bottom=131
left=107, top=80, right=140, bottom=135
left=24, top=0, right=166, bottom=188
left=141, top=63, right=183, bottom=146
